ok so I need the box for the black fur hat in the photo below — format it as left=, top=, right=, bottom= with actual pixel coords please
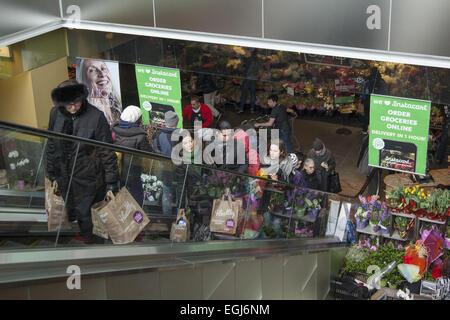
left=51, top=82, right=88, bottom=107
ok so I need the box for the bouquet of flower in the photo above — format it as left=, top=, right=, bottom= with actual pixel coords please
left=358, top=195, right=389, bottom=233
left=141, top=174, right=163, bottom=202
left=394, top=216, right=412, bottom=239
left=355, top=206, right=369, bottom=229
left=7, top=150, right=34, bottom=188
left=256, top=169, right=268, bottom=191
left=243, top=178, right=262, bottom=213
left=286, top=187, right=308, bottom=218
left=429, top=188, right=450, bottom=222
left=268, top=192, right=285, bottom=213
left=294, top=226, right=314, bottom=238
left=385, top=184, right=405, bottom=209
left=403, top=185, right=428, bottom=216
left=203, top=172, right=242, bottom=199
left=305, top=191, right=322, bottom=220
left=378, top=208, right=391, bottom=235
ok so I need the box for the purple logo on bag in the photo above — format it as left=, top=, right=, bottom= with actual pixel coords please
left=133, top=211, right=144, bottom=224
left=226, top=219, right=235, bottom=228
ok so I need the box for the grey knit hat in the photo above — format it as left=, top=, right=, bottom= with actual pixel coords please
left=165, top=111, right=179, bottom=127
left=313, top=138, right=324, bottom=151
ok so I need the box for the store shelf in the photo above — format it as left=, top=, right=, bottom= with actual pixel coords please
left=391, top=212, right=416, bottom=219
left=418, top=217, right=447, bottom=225
left=381, top=230, right=409, bottom=241
left=356, top=225, right=381, bottom=236
left=0, top=189, right=44, bottom=198
left=271, top=211, right=314, bottom=222
left=299, top=214, right=317, bottom=223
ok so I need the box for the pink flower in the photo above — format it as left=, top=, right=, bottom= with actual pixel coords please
left=358, top=195, right=367, bottom=205
left=370, top=246, right=378, bottom=251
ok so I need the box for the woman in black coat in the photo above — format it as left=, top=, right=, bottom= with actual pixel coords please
left=46, top=80, right=119, bottom=242
left=112, top=105, right=152, bottom=206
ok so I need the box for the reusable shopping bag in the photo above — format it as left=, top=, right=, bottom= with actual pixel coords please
left=45, top=177, right=72, bottom=231
left=91, top=187, right=150, bottom=244
left=170, top=209, right=190, bottom=242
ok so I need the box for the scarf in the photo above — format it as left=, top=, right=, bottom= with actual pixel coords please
left=118, top=120, right=140, bottom=129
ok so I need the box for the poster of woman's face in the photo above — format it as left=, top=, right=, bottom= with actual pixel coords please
left=76, top=58, right=122, bottom=125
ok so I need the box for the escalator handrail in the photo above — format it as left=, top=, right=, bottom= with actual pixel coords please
left=0, top=120, right=358, bottom=199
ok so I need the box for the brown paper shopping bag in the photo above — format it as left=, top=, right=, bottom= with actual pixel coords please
left=170, top=209, right=190, bottom=242
left=92, top=187, right=150, bottom=244
left=210, top=189, right=241, bottom=235
left=45, top=178, right=72, bottom=231
left=91, top=199, right=109, bottom=239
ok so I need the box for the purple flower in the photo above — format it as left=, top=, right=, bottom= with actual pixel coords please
left=358, top=240, right=363, bottom=248
left=373, top=226, right=379, bottom=232
left=398, top=244, right=403, bottom=250
left=433, top=258, right=443, bottom=266
left=307, top=231, right=313, bottom=237
left=370, top=245, right=378, bottom=251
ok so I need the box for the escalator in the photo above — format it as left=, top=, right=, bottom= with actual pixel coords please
left=0, top=120, right=352, bottom=299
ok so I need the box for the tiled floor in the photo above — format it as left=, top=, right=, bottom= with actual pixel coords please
left=290, top=118, right=367, bottom=196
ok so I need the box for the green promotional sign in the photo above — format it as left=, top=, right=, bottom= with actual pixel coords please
left=368, top=95, right=431, bottom=175
left=135, top=64, right=183, bottom=128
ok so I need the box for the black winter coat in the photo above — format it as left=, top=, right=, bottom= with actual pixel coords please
left=301, top=169, right=321, bottom=191
left=112, top=123, right=152, bottom=152
left=205, top=137, right=249, bottom=174
left=306, top=148, right=336, bottom=191
left=112, top=122, right=152, bottom=187
left=46, top=102, right=118, bottom=195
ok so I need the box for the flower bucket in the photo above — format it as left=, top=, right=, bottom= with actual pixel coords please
left=426, top=211, right=436, bottom=220
left=369, top=220, right=379, bottom=233
left=17, top=180, right=25, bottom=190
left=308, top=208, right=320, bottom=220
left=380, top=226, right=390, bottom=235
left=413, top=208, right=426, bottom=218
left=356, top=218, right=368, bottom=229
left=296, top=207, right=306, bottom=218
left=146, top=191, right=161, bottom=203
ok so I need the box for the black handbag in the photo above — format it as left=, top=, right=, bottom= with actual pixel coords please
left=328, top=170, right=342, bottom=193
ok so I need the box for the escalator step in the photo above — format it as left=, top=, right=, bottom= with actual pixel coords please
left=0, top=241, right=27, bottom=248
